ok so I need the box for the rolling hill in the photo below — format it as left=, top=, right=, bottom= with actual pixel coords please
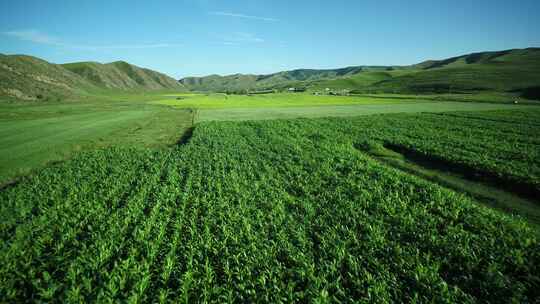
left=179, top=66, right=397, bottom=92
left=0, top=54, right=91, bottom=101
left=0, top=54, right=183, bottom=101
left=366, top=48, right=540, bottom=95
left=62, top=61, right=181, bottom=90
left=180, top=48, right=540, bottom=98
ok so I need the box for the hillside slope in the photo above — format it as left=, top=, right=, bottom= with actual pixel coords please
left=367, top=48, right=540, bottom=94
left=0, top=55, right=183, bottom=101
left=62, top=61, right=182, bottom=90
left=0, top=54, right=92, bottom=101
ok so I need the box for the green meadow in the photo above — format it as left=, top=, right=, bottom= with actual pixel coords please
left=0, top=98, right=192, bottom=184
left=196, top=100, right=532, bottom=121
left=149, top=92, right=427, bottom=108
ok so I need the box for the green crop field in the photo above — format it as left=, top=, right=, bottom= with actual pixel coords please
left=1, top=108, right=539, bottom=302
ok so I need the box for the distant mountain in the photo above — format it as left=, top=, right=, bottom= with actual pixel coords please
left=0, top=55, right=182, bottom=101
left=180, top=48, right=540, bottom=98
left=179, top=66, right=397, bottom=92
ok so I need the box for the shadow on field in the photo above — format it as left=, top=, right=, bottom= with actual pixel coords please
left=176, top=126, right=195, bottom=145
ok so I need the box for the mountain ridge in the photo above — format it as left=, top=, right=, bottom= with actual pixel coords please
left=0, top=54, right=183, bottom=101
left=179, top=65, right=404, bottom=92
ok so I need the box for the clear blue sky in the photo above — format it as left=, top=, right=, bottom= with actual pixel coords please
left=1, top=0, right=539, bottom=78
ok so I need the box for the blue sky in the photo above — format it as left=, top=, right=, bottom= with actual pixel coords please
left=1, top=0, right=539, bottom=78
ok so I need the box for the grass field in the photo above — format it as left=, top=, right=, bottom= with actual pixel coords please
left=196, top=101, right=534, bottom=121
left=150, top=92, right=429, bottom=109
left=152, top=91, right=538, bottom=122
left=1, top=109, right=539, bottom=302
left=0, top=100, right=192, bottom=184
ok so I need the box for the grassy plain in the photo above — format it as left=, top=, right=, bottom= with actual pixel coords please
left=150, top=92, right=429, bottom=109
left=0, top=98, right=192, bottom=184
left=152, top=92, right=538, bottom=121
left=196, top=101, right=534, bottom=121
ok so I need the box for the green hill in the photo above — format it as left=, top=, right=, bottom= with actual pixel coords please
left=366, top=48, right=540, bottom=95
left=179, top=66, right=387, bottom=92
left=0, top=55, right=183, bottom=101
left=62, top=61, right=181, bottom=90
left=180, top=74, right=259, bottom=92
left=180, top=48, right=540, bottom=98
